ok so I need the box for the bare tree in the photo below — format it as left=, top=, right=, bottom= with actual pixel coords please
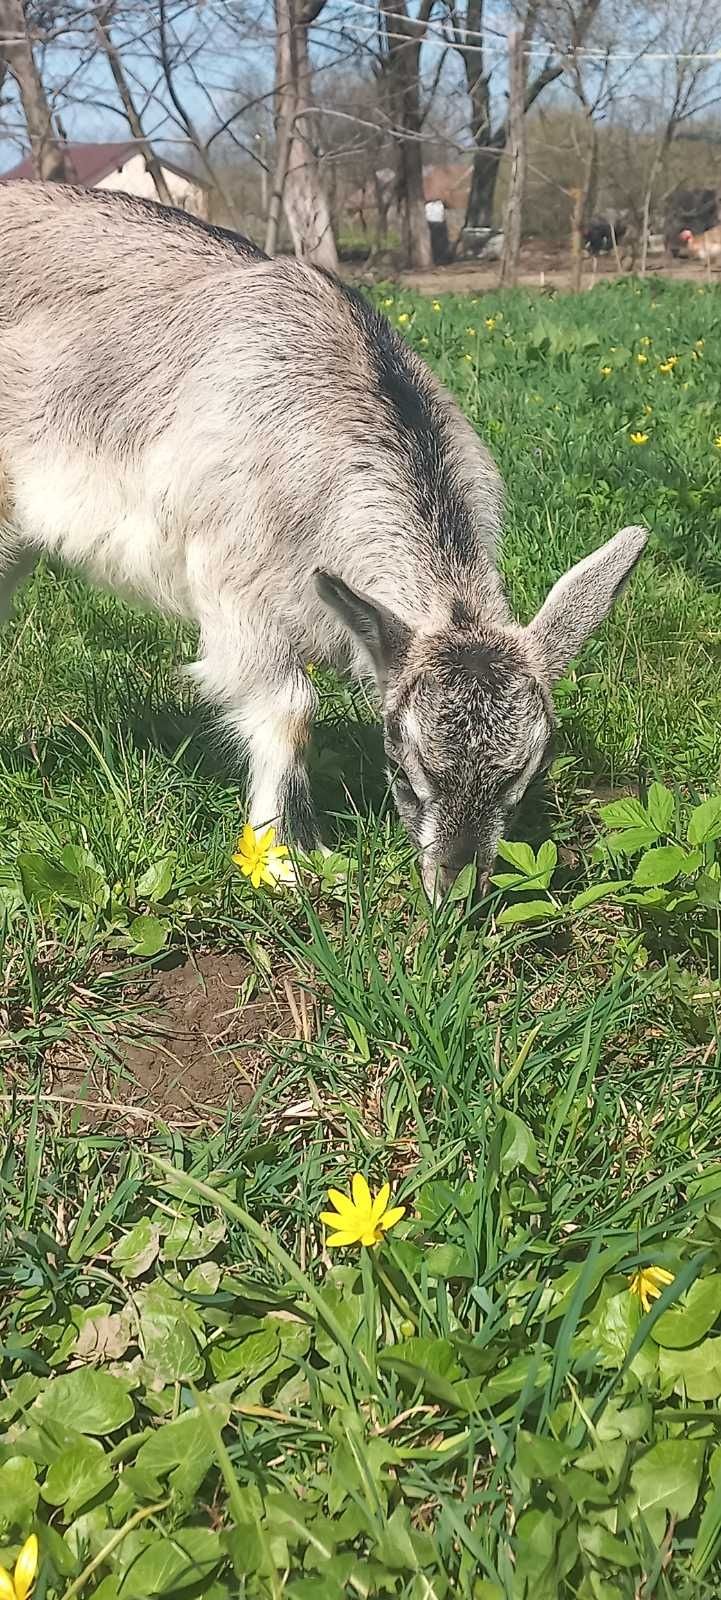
left=635, top=0, right=721, bottom=273
left=0, top=0, right=68, bottom=178
left=94, top=4, right=173, bottom=205
left=499, top=26, right=525, bottom=284
left=446, top=0, right=602, bottom=232
left=269, top=0, right=338, bottom=268
left=378, top=0, right=434, bottom=269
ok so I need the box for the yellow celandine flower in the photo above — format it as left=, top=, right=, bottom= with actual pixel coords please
left=600, top=365, right=612, bottom=376
left=382, top=296, right=393, bottom=307
left=420, top=335, right=429, bottom=345
left=320, top=1174, right=406, bottom=1248
left=464, top=353, right=473, bottom=362
left=629, top=432, right=649, bottom=445
left=640, top=335, right=652, bottom=346
left=643, top=404, right=653, bottom=415
left=466, top=325, right=476, bottom=336
left=658, top=357, right=678, bottom=373
left=398, top=312, right=410, bottom=325
left=232, top=824, right=294, bottom=889
left=715, top=435, right=721, bottom=449
left=636, top=353, right=648, bottom=364
left=696, top=338, right=704, bottom=348
left=0, top=1536, right=39, bottom=1600
left=432, top=300, right=442, bottom=312
left=628, top=1265, right=674, bottom=1313
left=485, top=316, right=497, bottom=330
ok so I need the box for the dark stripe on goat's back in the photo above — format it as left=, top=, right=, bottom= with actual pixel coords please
left=337, top=283, right=478, bottom=564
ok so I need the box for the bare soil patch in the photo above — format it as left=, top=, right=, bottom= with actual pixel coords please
left=50, top=951, right=307, bottom=1130
left=394, top=245, right=716, bottom=296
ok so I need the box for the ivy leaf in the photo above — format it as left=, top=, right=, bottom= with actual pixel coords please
left=118, top=1527, right=222, bottom=1597
left=500, top=1111, right=540, bottom=1175
left=630, top=1439, right=705, bottom=1543
left=126, top=915, right=170, bottom=958
left=136, top=854, right=176, bottom=902
left=111, top=1218, right=160, bottom=1280
left=33, top=1370, right=134, bottom=1435
left=0, top=1457, right=40, bottom=1533
left=42, top=1439, right=114, bottom=1519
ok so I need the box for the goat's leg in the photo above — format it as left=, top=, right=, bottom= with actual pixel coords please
left=190, top=610, right=320, bottom=849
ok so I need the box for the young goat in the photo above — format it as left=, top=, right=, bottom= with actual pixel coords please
left=0, top=184, right=647, bottom=897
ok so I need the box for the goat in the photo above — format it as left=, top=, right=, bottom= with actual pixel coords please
left=679, top=226, right=721, bottom=264
left=0, top=183, right=647, bottom=899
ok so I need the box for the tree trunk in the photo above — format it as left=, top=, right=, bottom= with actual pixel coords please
left=499, top=29, right=526, bottom=286
left=95, top=9, right=172, bottom=205
left=274, top=0, right=338, bottom=271
left=570, top=117, right=597, bottom=291
left=379, top=0, right=431, bottom=270
left=0, top=0, right=68, bottom=180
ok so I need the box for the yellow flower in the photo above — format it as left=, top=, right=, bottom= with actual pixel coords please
left=629, top=432, right=649, bottom=446
left=432, top=300, right=442, bottom=312
left=398, top=312, right=410, bottom=325
left=382, top=296, right=393, bottom=307
left=420, top=335, right=428, bottom=345
left=658, top=357, right=677, bottom=373
left=628, top=1265, right=674, bottom=1313
left=464, top=352, right=473, bottom=362
left=320, top=1173, right=405, bottom=1248
left=643, top=404, right=653, bottom=415
left=600, top=365, right=612, bottom=377
left=636, top=353, right=648, bottom=365
left=485, top=316, right=497, bottom=330
left=232, top=824, right=294, bottom=889
left=640, top=335, right=652, bottom=346
left=715, top=435, right=721, bottom=450
left=465, top=325, right=476, bottom=336
left=0, top=1536, right=39, bottom=1600
left=695, top=338, right=704, bottom=349
left=306, top=661, right=316, bottom=676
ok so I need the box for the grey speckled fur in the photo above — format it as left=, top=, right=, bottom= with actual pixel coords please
left=0, top=183, right=648, bottom=896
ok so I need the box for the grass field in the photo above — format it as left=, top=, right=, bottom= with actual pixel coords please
left=2, top=276, right=721, bottom=1599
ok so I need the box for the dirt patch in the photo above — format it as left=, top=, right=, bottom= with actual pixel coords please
left=394, top=247, right=717, bottom=296
left=51, top=952, right=310, bottom=1130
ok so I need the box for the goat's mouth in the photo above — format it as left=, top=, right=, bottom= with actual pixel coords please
left=420, top=854, right=489, bottom=904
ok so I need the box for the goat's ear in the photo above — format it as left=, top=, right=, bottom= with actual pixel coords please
left=526, top=525, right=647, bottom=683
left=314, top=571, right=411, bottom=685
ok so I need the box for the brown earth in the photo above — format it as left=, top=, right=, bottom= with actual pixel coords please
left=49, top=951, right=312, bottom=1131
left=393, top=243, right=718, bottom=296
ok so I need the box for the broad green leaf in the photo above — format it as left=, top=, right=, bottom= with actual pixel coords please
left=630, top=1439, right=705, bottom=1543
left=136, top=853, right=176, bottom=901
left=18, top=853, right=82, bottom=904
left=209, top=1327, right=279, bottom=1382
left=118, top=1527, right=222, bottom=1597
left=42, top=1439, right=113, bottom=1518
left=578, top=1522, right=636, bottom=1567
left=692, top=1470, right=721, bottom=1576
left=688, top=796, right=721, bottom=846
left=599, top=796, right=650, bottom=832
left=516, top=1431, right=566, bottom=1480
left=632, top=845, right=689, bottom=887
left=646, top=782, right=675, bottom=834
left=513, top=1507, right=558, bottom=1586
left=33, top=1370, right=134, bottom=1435
left=658, top=1336, right=721, bottom=1400
left=127, top=915, right=170, bottom=958
left=500, top=1111, right=540, bottom=1175
left=111, top=1218, right=160, bottom=1280
left=162, top=1216, right=225, bottom=1262
left=570, top=880, right=623, bottom=911
left=497, top=898, right=558, bottom=926
left=138, top=1307, right=204, bottom=1384
left=495, top=839, right=538, bottom=874
left=536, top=839, right=558, bottom=877
left=603, top=826, right=659, bottom=856
left=135, top=1407, right=227, bottom=1506
left=483, top=1352, right=551, bottom=1404
left=0, top=1458, right=39, bottom=1532
left=651, top=1274, right=721, bottom=1348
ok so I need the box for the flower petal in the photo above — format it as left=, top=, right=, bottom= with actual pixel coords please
left=326, top=1231, right=362, bottom=1248
left=258, top=826, right=277, bottom=852
left=327, top=1188, right=357, bottom=1219
left=351, top=1173, right=372, bottom=1213
left=648, top=1267, right=674, bottom=1288
left=0, top=1565, right=16, bottom=1600
left=319, top=1210, right=347, bottom=1227
left=14, top=1537, right=38, bottom=1600
left=370, top=1182, right=391, bottom=1224
left=379, top=1206, right=406, bottom=1232
left=241, top=823, right=256, bottom=850
left=361, top=1228, right=381, bottom=1245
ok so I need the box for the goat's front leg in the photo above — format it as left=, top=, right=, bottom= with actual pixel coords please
left=190, top=611, right=320, bottom=850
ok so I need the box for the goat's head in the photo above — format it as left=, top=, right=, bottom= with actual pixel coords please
left=315, top=525, right=647, bottom=900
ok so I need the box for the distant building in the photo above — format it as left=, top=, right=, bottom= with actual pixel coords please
left=0, top=141, right=208, bottom=216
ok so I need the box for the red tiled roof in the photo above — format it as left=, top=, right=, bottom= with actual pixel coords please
left=0, top=141, right=204, bottom=186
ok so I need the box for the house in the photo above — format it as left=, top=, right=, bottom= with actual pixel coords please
left=0, top=141, right=208, bottom=216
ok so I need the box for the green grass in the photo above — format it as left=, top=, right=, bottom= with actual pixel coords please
left=2, top=276, right=721, bottom=1599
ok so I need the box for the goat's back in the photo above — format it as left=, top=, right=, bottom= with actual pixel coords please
left=0, top=182, right=265, bottom=326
